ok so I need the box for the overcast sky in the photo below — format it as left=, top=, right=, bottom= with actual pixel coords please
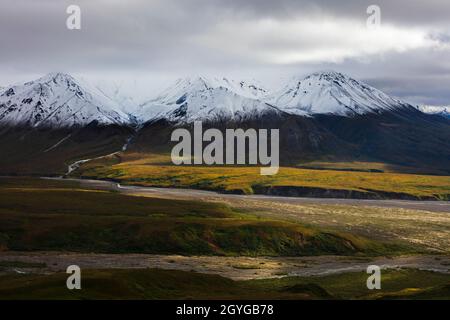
left=1, top=0, right=450, bottom=105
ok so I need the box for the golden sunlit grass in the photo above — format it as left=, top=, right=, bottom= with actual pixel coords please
left=296, top=161, right=412, bottom=172
left=75, top=152, right=450, bottom=199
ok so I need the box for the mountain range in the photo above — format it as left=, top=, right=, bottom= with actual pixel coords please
left=0, top=71, right=449, bottom=175
left=2, top=71, right=449, bottom=127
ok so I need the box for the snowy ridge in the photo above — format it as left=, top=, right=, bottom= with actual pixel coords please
left=0, top=73, right=130, bottom=128
left=138, top=76, right=276, bottom=123
left=268, top=71, right=410, bottom=116
left=416, top=105, right=450, bottom=118
left=93, top=80, right=142, bottom=120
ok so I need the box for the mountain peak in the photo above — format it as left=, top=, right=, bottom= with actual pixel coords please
left=307, top=70, right=347, bottom=79
left=269, top=71, right=407, bottom=116
left=37, top=72, right=78, bottom=84
left=24, top=72, right=87, bottom=95
left=173, top=76, right=219, bottom=92
left=138, top=76, right=274, bottom=123
left=43, top=71, right=73, bottom=79
left=0, top=73, right=130, bottom=128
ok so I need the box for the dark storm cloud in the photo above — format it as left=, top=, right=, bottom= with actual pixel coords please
left=0, top=0, right=449, bottom=105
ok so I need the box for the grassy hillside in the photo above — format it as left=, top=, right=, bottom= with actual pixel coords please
left=0, top=125, right=132, bottom=176
left=0, top=268, right=448, bottom=300
left=74, top=152, right=450, bottom=200
left=296, top=161, right=428, bottom=173
left=248, top=268, right=450, bottom=300
left=0, top=177, right=410, bottom=256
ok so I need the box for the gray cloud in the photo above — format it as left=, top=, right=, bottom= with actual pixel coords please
left=0, top=0, right=449, bottom=105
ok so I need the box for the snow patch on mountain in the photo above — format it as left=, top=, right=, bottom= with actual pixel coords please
left=416, top=105, right=450, bottom=118
left=0, top=73, right=130, bottom=128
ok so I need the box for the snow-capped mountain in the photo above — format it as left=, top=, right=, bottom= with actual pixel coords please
left=0, top=71, right=445, bottom=128
left=138, top=76, right=276, bottom=123
left=0, top=73, right=130, bottom=128
left=268, top=71, right=411, bottom=116
left=1, top=71, right=450, bottom=175
left=416, top=105, right=450, bottom=118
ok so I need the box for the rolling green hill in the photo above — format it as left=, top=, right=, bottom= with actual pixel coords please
left=0, top=177, right=411, bottom=256
left=0, top=268, right=448, bottom=300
